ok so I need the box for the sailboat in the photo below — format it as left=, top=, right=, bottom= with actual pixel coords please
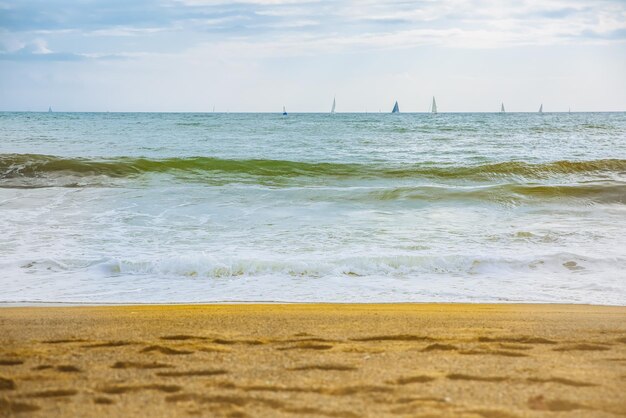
left=48, top=106, right=52, bottom=113
left=331, top=97, right=336, bottom=114
left=431, top=97, right=437, bottom=114
left=391, top=101, right=399, bottom=113
left=538, top=104, right=543, bottom=113
left=282, top=106, right=287, bottom=116
left=501, top=103, right=505, bottom=113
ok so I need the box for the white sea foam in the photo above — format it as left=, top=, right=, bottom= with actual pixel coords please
left=1, top=252, right=624, bottom=305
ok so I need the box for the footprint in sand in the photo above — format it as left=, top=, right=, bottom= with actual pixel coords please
left=313, top=385, right=393, bottom=396
left=526, top=377, right=596, bottom=387
left=447, top=373, right=508, bottom=382
left=498, top=343, right=534, bottom=351
left=211, top=338, right=264, bottom=346
left=99, top=384, right=182, bottom=394
left=24, top=389, right=78, bottom=398
left=0, top=398, right=40, bottom=413
left=56, top=365, right=81, bottom=373
left=350, top=335, right=434, bottom=342
left=477, top=336, right=556, bottom=345
left=277, top=342, right=334, bottom=351
left=162, top=335, right=265, bottom=345
left=553, top=343, right=610, bottom=352
left=0, top=359, right=24, bottom=366
left=288, top=364, right=357, bottom=371
left=198, top=346, right=231, bottom=353
left=140, top=345, right=193, bottom=355
left=165, top=393, right=281, bottom=408
left=459, top=349, right=528, bottom=358
left=391, top=375, right=436, bottom=385
left=528, top=395, right=586, bottom=412
left=0, top=376, right=16, bottom=390
left=277, top=337, right=338, bottom=344
left=42, top=339, right=89, bottom=344
left=470, top=409, right=520, bottom=418
left=422, top=343, right=457, bottom=352
left=156, top=369, right=227, bottom=377
left=83, top=341, right=133, bottom=348
left=212, top=382, right=393, bottom=396
left=111, top=361, right=173, bottom=369
left=281, top=406, right=359, bottom=418
left=160, top=335, right=207, bottom=341
left=94, top=397, right=115, bottom=405
left=391, top=396, right=450, bottom=405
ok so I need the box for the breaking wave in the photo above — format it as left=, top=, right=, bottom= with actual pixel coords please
left=2, top=154, right=625, bottom=181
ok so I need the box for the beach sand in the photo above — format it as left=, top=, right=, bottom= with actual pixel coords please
left=0, top=303, right=625, bottom=417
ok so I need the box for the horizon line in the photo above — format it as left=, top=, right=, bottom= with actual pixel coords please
left=2, top=110, right=625, bottom=114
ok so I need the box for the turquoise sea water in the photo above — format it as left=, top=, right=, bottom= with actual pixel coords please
left=1, top=112, right=625, bottom=304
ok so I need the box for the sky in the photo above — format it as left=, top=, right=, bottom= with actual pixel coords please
left=1, top=0, right=625, bottom=112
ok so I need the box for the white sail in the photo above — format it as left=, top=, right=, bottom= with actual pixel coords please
left=331, top=97, right=336, bottom=114
left=501, top=103, right=505, bottom=113
left=431, top=97, right=437, bottom=114
left=539, top=104, right=543, bottom=113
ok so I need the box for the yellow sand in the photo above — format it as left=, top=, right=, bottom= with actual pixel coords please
left=0, top=304, right=625, bottom=417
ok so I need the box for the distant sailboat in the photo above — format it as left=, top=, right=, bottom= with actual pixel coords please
left=431, top=97, right=437, bottom=114
left=282, top=106, right=287, bottom=116
left=501, top=103, right=505, bottom=113
left=48, top=106, right=52, bottom=113
left=539, top=104, right=543, bottom=113
left=391, top=101, right=399, bottom=113
left=331, top=97, right=336, bottom=114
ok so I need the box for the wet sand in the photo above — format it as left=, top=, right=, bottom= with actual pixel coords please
left=0, top=303, right=625, bottom=417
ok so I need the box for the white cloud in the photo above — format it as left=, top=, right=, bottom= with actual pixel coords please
left=174, top=0, right=304, bottom=5
left=31, top=39, right=52, bottom=54
left=87, top=27, right=170, bottom=37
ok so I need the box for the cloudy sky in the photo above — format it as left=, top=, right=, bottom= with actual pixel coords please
left=1, top=0, right=625, bottom=112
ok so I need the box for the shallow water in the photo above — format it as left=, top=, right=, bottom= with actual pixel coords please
left=1, top=112, right=625, bottom=304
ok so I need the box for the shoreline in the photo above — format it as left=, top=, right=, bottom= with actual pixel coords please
left=2, top=301, right=624, bottom=308
left=1, top=303, right=625, bottom=417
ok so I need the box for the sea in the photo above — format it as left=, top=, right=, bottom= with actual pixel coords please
left=1, top=112, right=625, bottom=305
